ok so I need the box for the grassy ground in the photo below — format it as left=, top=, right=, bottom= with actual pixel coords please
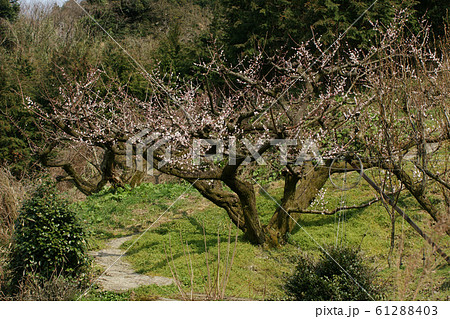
left=75, top=167, right=449, bottom=301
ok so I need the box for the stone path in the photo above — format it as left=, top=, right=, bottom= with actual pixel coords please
left=90, top=235, right=173, bottom=292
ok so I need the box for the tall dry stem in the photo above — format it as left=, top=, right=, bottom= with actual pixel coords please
left=164, top=223, right=238, bottom=300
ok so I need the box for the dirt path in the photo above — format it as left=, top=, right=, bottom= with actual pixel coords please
left=90, top=236, right=173, bottom=292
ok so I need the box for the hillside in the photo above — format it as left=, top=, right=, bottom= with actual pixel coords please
left=75, top=168, right=449, bottom=300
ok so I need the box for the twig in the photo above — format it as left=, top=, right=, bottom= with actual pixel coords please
left=163, top=239, right=186, bottom=300
left=413, top=163, right=450, bottom=191
left=290, top=197, right=381, bottom=215
left=202, top=222, right=211, bottom=298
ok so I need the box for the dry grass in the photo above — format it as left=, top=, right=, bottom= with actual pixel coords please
left=0, top=167, right=25, bottom=245
left=4, top=271, right=82, bottom=301
left=164, top=223, right=239, bottom=300
left=0, top=166, right=26, bottom=292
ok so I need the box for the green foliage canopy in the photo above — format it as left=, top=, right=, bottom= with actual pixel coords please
left=219, top=0, right=417, bottom=60
left=0, top=0, right=19, bottom=21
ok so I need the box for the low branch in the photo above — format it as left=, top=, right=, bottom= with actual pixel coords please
left=349, top=161, right=450, bottom=264
left=289, top=197, right=381, bottom=215
left=362, top=148, right=440, bottom=222
left=39, top=143, right=97, bottom=195
left=388, top=162, right=439, bottom=222
left=399, top=136, right=450, bottom=155
left=413, top=163, right=450, bottom=191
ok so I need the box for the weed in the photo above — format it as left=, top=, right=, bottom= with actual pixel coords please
left=165, top=222, right=238, bottom=300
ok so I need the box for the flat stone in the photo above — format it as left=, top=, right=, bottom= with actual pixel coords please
left=91, top=235, right=174, bottom=292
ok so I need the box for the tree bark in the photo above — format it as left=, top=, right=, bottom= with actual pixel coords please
left=222, top=175, right=266, bottom=245
left=266, top=164, right=330, bottom=245
left=388, top=162, right=439, bottom=222
left=187, top=179, right=246, bottom=231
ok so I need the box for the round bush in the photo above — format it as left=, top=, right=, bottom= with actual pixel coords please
left=284, top=246, right=384, bottom=301
left=9, top=181, right=89, bottom=287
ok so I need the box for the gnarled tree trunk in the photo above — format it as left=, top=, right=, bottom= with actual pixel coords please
left=267, top=164, right=330, bottom=245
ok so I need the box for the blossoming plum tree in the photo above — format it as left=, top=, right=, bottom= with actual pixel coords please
left=32, top=16, right=449, bottom=246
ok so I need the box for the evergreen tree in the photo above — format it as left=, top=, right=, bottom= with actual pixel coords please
left=0, top=0, right=19, bottom=21
left=219, top=0, right=417, bottom=61
left=0, top=0, right=37, bottom=175
left=84, top=0, right=169, bottom=37
left=414, top=0, right=449, bottom=38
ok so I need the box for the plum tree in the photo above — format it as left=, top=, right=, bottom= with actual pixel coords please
left=33, top=16, right=449, bottom=247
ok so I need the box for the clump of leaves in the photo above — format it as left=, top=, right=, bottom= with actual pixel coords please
left=284, top=246, right=384, bottom=301
left=7, top=181, right=90, bottom=291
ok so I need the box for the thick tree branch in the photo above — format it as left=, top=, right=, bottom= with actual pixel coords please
left=186, top=179, right=246, bottom=230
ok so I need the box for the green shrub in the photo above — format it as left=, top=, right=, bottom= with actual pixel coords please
left=8, top=182, right=89, bottom=290
left=284, top=246, right=384, bottom=301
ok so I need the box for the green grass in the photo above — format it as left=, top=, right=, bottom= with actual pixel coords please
left=74, top=182, right=198, bottom=249
left=75, top=168, right=449, bottom=301
left=121, top=205, right=294, bottom=300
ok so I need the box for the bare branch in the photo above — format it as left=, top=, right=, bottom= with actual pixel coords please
left=289, top=198, right=381, bottom=215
